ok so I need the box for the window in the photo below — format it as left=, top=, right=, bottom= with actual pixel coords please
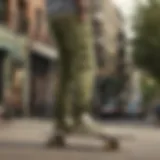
left=116, top=62, right=125, bottom=75
left=95, top=43, right=106, bottom=67
left=35, top=9, right=43, bottom=38
left=118, top=47, right=125, bottom=58
left=17, top=0, right=28, bottom=34
left=92, top=19, right=103, bottom=36
left=0, top=0, right=8, bottom=23
left=91, top=0, right=101, bottom=12
left=117, top=31, right=125, bottom=47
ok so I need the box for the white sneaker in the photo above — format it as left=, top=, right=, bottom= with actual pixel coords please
left=65, top=116, right=74, bottom=129
left=80, top=113, right=106, bottom=135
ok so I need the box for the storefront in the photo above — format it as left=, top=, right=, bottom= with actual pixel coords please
left=27, top=41, right=58, bottom=117
left=0, top=26, right=59, bottom=118
left=0, top=25, right=28, bottom=115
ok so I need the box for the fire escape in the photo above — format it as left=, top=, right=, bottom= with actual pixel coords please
left=91, top=1, right=106, bottom=68
left=116, top=30, right=129, bottom=114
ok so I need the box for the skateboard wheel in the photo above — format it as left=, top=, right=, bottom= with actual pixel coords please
left=104, top=138, right=120, bottom=151
left=46, top=135, right=66, bottom=148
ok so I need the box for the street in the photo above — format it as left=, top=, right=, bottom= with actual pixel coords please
left=0, top=119, right=159, bottom=159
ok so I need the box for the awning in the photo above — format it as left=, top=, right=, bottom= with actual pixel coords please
left=0, top=25, right=28, bottom=62
left=31, top=40, right=58, bottom=59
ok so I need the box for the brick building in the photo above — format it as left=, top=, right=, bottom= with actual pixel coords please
left=0, top=0, right=28, bottom=111
left=91, top=0, right=130, bottom=116
left=0, top=0, right=58, bottom=117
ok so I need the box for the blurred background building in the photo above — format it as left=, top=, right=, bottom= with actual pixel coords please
left=0, top=0, right=58, bottom=117
left=125, top=42, right=142, bottom=116
left=91, top=0, right=123, bottom=75
left=0, top=0, right=132, bottom=118
left=91, top=0, right=130, bottom=116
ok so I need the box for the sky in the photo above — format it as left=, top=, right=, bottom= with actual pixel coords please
left=113, top=0, right=136, bottom=18
left=113, top=0, right=137, bottom=38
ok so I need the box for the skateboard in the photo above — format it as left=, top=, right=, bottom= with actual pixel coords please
left=47, top=132, right=120, bottom=151
left=98, top=133, right=120, bottom=151
left=72, top=132, right=120, bottom=151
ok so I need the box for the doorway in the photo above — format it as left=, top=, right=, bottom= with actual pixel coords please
left=29, top=52, right=54, bottom=117
left=10, top=61, right=24, bottom=117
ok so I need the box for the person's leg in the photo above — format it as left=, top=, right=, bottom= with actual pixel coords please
left=54, top=75, right=73, bottom=131
left=72, top=20, right=96, bottom=126
left=73, top=70, right=95, bottom=127
left=70, top=21, right=114, bottom=135
left=47, top=17, right=79, bottom=147
left=49, top=16, right=78, bottom=134
left=47, top=15, right=95, bottom=146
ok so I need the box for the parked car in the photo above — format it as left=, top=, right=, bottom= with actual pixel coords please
left=152, top=104, right=160, bottom=125
left=99, top=100, right=120, bottom=118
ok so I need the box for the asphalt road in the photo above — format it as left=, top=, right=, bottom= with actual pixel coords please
left=0, top=119, right=160, bottom=160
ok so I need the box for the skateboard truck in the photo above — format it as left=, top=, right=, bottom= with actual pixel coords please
left=99, top=134, right=120, bottom=151
left=46, top=131, right=66, bottom=148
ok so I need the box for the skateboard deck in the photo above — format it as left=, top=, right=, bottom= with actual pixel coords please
left=47, top=133, right=120, bottom=151
left=47, top=125, right=134, bottom=151
left=69, top=130, right=134, bottom=151
left=69, top=132, right=121, bottom=151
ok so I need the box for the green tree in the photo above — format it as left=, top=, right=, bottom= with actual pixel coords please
left=140, top=76, right=160, bottom=114
left=133, top=0, right=160, bottom=82
left=141, top=77, right=157, bottom=104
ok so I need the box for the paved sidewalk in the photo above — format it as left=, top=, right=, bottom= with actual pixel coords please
left=0, top=119, right=135, bottom=147
left=0, top=118, right=158, bottom=147
left=0, top=119, right=160, bottom=160
left=0, top=118, right=154, bottom=143
left=0, top=119, right=51, bottom=144
left=0, top=119, right=110, bottom=151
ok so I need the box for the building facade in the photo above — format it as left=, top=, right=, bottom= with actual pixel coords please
left=91, top=0, right=122, bottom=76
left=0, top=0, right=126, bottom=117
left=0, top=0, right=28, bottom=111
left=0, top=0, right=58, bottom=117
left=125, top=42, right=142, bottom=115
left=91, top=0, right=131, bottom=116
left=114, top=11, right=130, bottom=114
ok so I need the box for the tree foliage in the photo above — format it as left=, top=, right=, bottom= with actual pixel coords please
left=141, top=76, right=158, bottom=104
left=133, top=0, right=160, bottom=81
